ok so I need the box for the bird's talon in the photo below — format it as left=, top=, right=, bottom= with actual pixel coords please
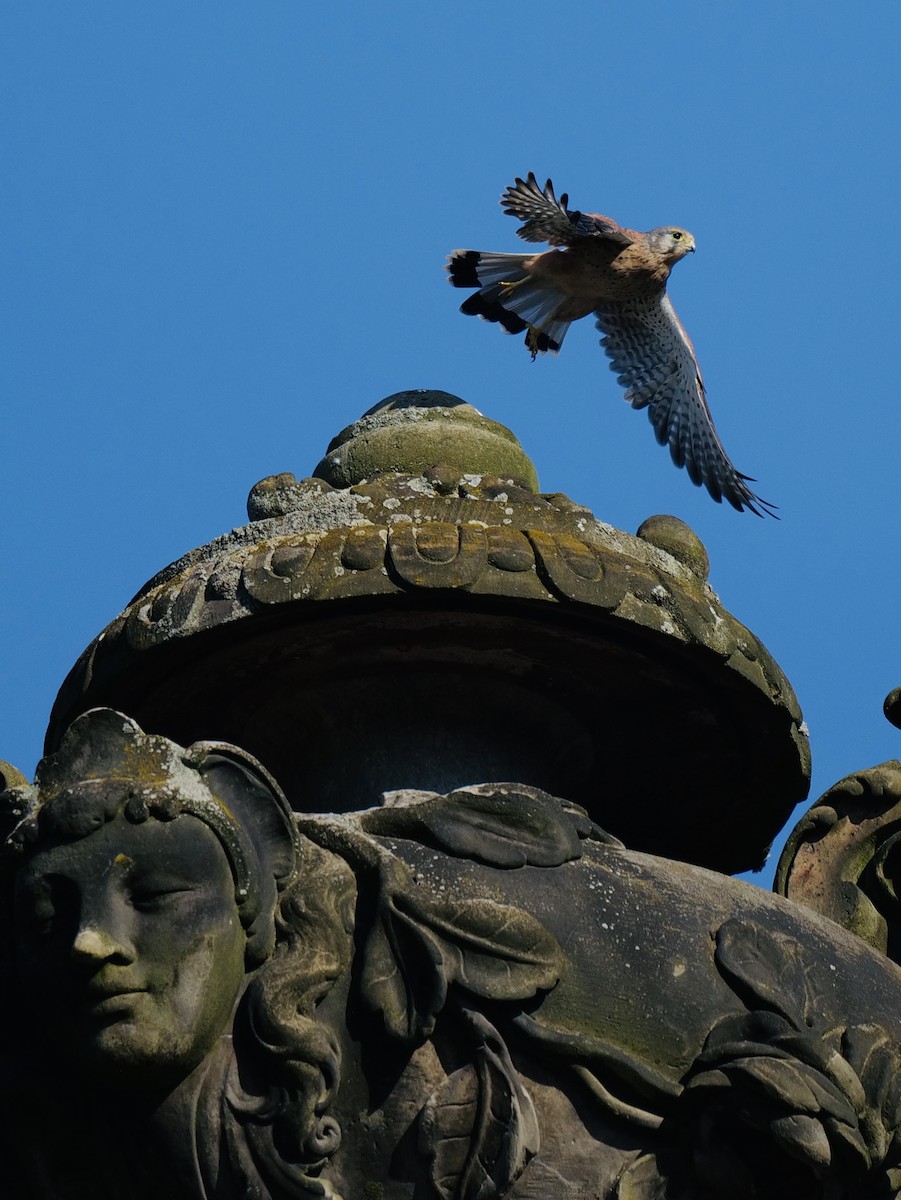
left=499, top=279, right=524, bottom=297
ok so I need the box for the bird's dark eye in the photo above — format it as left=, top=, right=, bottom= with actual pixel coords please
left=671, top=231, right=683, bottom=240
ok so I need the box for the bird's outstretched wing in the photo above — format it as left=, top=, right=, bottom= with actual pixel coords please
left=595, top=294, right=776, bottom=517
left=502, top=173, right=633, bottom=247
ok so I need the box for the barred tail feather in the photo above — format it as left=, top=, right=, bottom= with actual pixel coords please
left=446, top=249, right=572, bottom=354
left=447, top=250, right=532, bottom=289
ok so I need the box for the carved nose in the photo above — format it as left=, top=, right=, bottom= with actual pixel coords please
left=71, top=925, right=134, bottom=965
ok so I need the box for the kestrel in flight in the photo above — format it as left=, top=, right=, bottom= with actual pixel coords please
left=447, top=173, right=774, bottom=517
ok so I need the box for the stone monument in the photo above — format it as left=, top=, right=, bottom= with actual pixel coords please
left=3, top=390, right=901, bottom=1199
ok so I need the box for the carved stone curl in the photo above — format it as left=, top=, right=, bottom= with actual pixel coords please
left=777, top=758, right=901, bottom=964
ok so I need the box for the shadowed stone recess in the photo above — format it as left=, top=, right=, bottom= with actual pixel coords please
left=46, top=392, right=809, bottom=873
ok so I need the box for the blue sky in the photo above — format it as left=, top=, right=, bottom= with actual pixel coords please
left=4, top=2, right=901, bottom=885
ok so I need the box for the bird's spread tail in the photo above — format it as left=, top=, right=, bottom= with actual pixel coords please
left=447, top=250, right=572, bottom=356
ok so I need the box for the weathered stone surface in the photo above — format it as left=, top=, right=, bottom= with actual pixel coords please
left=313, top=390, right=540, bottom=491
left=777, top=756, right=901, bottom=961
left=45, top=395, right=809, bottom=873
left=1, top=715, right=898, bottom=1200
left=0, top=760, right=28, bottom=791
left=636, top=513, right=710, bottom=581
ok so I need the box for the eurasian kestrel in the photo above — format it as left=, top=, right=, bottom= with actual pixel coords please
left=447, top=173, right=774, bottom=517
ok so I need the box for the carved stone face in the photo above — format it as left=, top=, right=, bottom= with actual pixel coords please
left=14, top=809, right=248, bottom=1091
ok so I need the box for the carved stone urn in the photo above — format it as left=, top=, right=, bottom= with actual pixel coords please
left=3, top=390, right=900, bottom=1200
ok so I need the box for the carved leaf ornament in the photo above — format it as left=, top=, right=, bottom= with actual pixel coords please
left=304, top=788, right=584, bottom=1048
left=360, top=880, right=564, bottom=1044
left=420, top=1008, right=540, bottom=1200
left=616, top=919, right=901, bottom=1199
left=358, top=785, right=610, bottom=869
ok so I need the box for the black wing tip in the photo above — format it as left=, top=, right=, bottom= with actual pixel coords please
left=703, top=472, right=779, bottom=518
left=723, top=469, right=779, bottom=518
left=684, top=471, right=779, bottom=518
left=644, top=409, right=777, bottom=518
left=502, top=172, right=540, bottom=206
left=511, top=171, right=548, bottom=193
left=737, top=492, right=780, bottom=519
left=654, top=423, right=779, bottom=517
left=501, top=171, right=559, bottom=211
left=698, top=471, right=780, bottom=519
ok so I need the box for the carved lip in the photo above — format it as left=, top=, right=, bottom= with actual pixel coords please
left=81, top=983, right=147, bottom=1011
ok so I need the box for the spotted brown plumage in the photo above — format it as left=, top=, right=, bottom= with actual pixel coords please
left=447, top=173, right=775, bottom=517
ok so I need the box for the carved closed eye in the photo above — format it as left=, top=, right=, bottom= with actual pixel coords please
left=128, top=884, right=194, bottom=913
left=127, top=870, right=198, bottom=913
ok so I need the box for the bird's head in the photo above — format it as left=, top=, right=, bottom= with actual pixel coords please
left=647, top=227, right=696, bottom=263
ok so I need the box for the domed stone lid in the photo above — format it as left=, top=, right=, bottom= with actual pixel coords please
left=46, top=391, right=809, bottom=873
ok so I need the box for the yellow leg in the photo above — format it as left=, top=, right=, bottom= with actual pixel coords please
left=525, top=325, right=543, bottom=360
left=497, top=279, right=545, bottom=360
